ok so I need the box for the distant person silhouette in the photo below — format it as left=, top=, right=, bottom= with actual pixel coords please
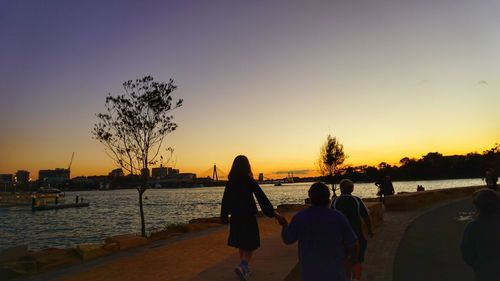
left=374, top=176, right=395, bottom=203
left=275, top=182, right=359, bottom=281
left=331, top=179, right=373, bottom=281
left=220, top=155, right=276, bottom=281
left=484, top=168, right=498, bottom=190
left=461, top=189, right=500, bottom=281
left=417, top=185, right=425, bottom=192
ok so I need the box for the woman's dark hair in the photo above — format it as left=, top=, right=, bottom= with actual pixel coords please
left=228, top=155, right=254, bottom=181
left=473, top=188, right=500, bottom=217
left=308, top=182, right=331, bottom=206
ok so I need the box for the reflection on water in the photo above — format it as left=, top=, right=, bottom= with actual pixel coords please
left=0, top=178, right=482, bottom=250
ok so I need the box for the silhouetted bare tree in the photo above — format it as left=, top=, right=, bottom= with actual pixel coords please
left=93, top=75, right=183, bottom=236
left=318, top=134, right=346, bottom=197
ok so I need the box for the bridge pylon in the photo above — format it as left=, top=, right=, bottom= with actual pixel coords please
left=212, top=164, right=218, bottom=181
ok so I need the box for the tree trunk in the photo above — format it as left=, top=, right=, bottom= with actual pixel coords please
left=138, top=168, right=149, bottom=237
left=138, top=187, right=146, bottom=237
left=328, top=171, right=337, bottom=198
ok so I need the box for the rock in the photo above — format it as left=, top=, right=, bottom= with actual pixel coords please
left=148, top=230, right=181, bottom=242
left=167, top=224, right=192, bottom=233
left=76, top=244, right=111, bottom=261
left=102, top=242, right=119, bottom=252
left=27, top=248, right=80, bottom=273
left=185, top=223, right=219, bottom=232
left=277, top=204, right=307, bottom=212
left=189, top=217, right=221, bottom=224
left=0, top=245, right=28, bottom=263
left=0, top=267, right=22, bottom=280
left=16, top=255, right=38, bottom=274
left=105, top=234, right=148, bottom=251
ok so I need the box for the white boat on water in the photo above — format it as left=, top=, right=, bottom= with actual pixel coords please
left=37, top=186, right=63, bottom=194
left=34, top=187, right=65, bottom=200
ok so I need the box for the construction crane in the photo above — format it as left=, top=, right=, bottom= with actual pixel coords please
left=68, top=152, right=75, bottom=171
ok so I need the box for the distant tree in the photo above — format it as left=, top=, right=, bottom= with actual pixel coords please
left=318, top=134, right=346, bottom=197
left=92, top=75, right=183, bottom=236
left=378, top=162, right=389, bottom=170
left=482, top=143, right=500, bottom=172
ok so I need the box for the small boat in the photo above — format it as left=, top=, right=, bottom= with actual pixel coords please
left=36, top=186, right=63, bottom=194
left=34, top=187, right=65, bottom=202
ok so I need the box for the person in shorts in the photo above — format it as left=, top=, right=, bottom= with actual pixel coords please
left=331, top=179, right=374, bottom=281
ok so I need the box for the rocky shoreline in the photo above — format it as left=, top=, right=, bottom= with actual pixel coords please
left=0, top=203, right=310, bottom=280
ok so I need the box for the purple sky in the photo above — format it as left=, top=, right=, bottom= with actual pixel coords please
left=1, top=0, right=499, bottom=178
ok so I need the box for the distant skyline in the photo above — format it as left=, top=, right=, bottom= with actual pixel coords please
left=1, top=0, right=499, bottom=179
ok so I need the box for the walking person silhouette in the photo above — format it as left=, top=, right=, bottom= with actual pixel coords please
left=221, top=155, right=276, bottom=281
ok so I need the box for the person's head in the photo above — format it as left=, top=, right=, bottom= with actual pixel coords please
left=308, top=182, right=331, bottom=206
left=473, top=188, right=500, bottom=217
left=228, top=155, right=253, bottom=181
left=339, top=179, right=354, bottom=194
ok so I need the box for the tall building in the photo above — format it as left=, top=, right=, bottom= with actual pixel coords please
left=38, top=168, right=70, bottom=184
left=0, top=174, right=14, bottom=183
left=15, top=170, right=30, bottom=183
left=258, top=173, right=264, bottom=181
left=152, top=167, right=169, bottom=178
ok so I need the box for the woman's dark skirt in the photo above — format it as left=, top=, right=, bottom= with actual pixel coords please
left=228, top=214, right=260, bottom=251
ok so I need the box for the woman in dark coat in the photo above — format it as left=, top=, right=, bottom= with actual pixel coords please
left=221, top=155, right=276, bottom=281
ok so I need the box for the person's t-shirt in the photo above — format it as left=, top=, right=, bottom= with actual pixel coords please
left=331, top=194, right=370, bottom=239
left=282, top=206, right=358, bottom=281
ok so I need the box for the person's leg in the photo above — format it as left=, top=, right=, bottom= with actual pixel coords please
left=239, top=249, right=253, bottom=271
left=352, top=238, right=367, bottom=280
left=344, top=262, right=353, bottom=280
left=352, top=263, right=363, bottom=280
left=236, top=249, right=253, bottom=280
left=240, top=249, right=253, bottom=262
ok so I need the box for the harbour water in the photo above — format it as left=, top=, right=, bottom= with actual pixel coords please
left=0, top=178, right=483, bottom=251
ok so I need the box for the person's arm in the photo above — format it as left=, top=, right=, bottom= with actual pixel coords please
left=461, top=222, right=477, bottom=267
left=363, top=217, right=374, bottom=238
left=340, top=214, right=359, bottom=268
left=253, top=181, right=275, bottom=217
left=346, top=241, right=360, bottom=266
left=330, top=197, right=336, bottom=209
left=277, top=213, right=298, bottom=245
left=358, top=197, right=374, bottom=237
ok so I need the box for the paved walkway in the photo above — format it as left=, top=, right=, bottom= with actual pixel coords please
left=393, top=198, right=475, bottom=281
left=362, top=198, right=475, bottom=281
left=189, top=232, right=297, bottom=281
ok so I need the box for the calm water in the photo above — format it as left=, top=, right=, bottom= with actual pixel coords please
left=0, top=178, right=483, bottom=251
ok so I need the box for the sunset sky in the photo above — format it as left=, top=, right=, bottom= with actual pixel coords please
left=1, top=0, right=499, bottom=179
